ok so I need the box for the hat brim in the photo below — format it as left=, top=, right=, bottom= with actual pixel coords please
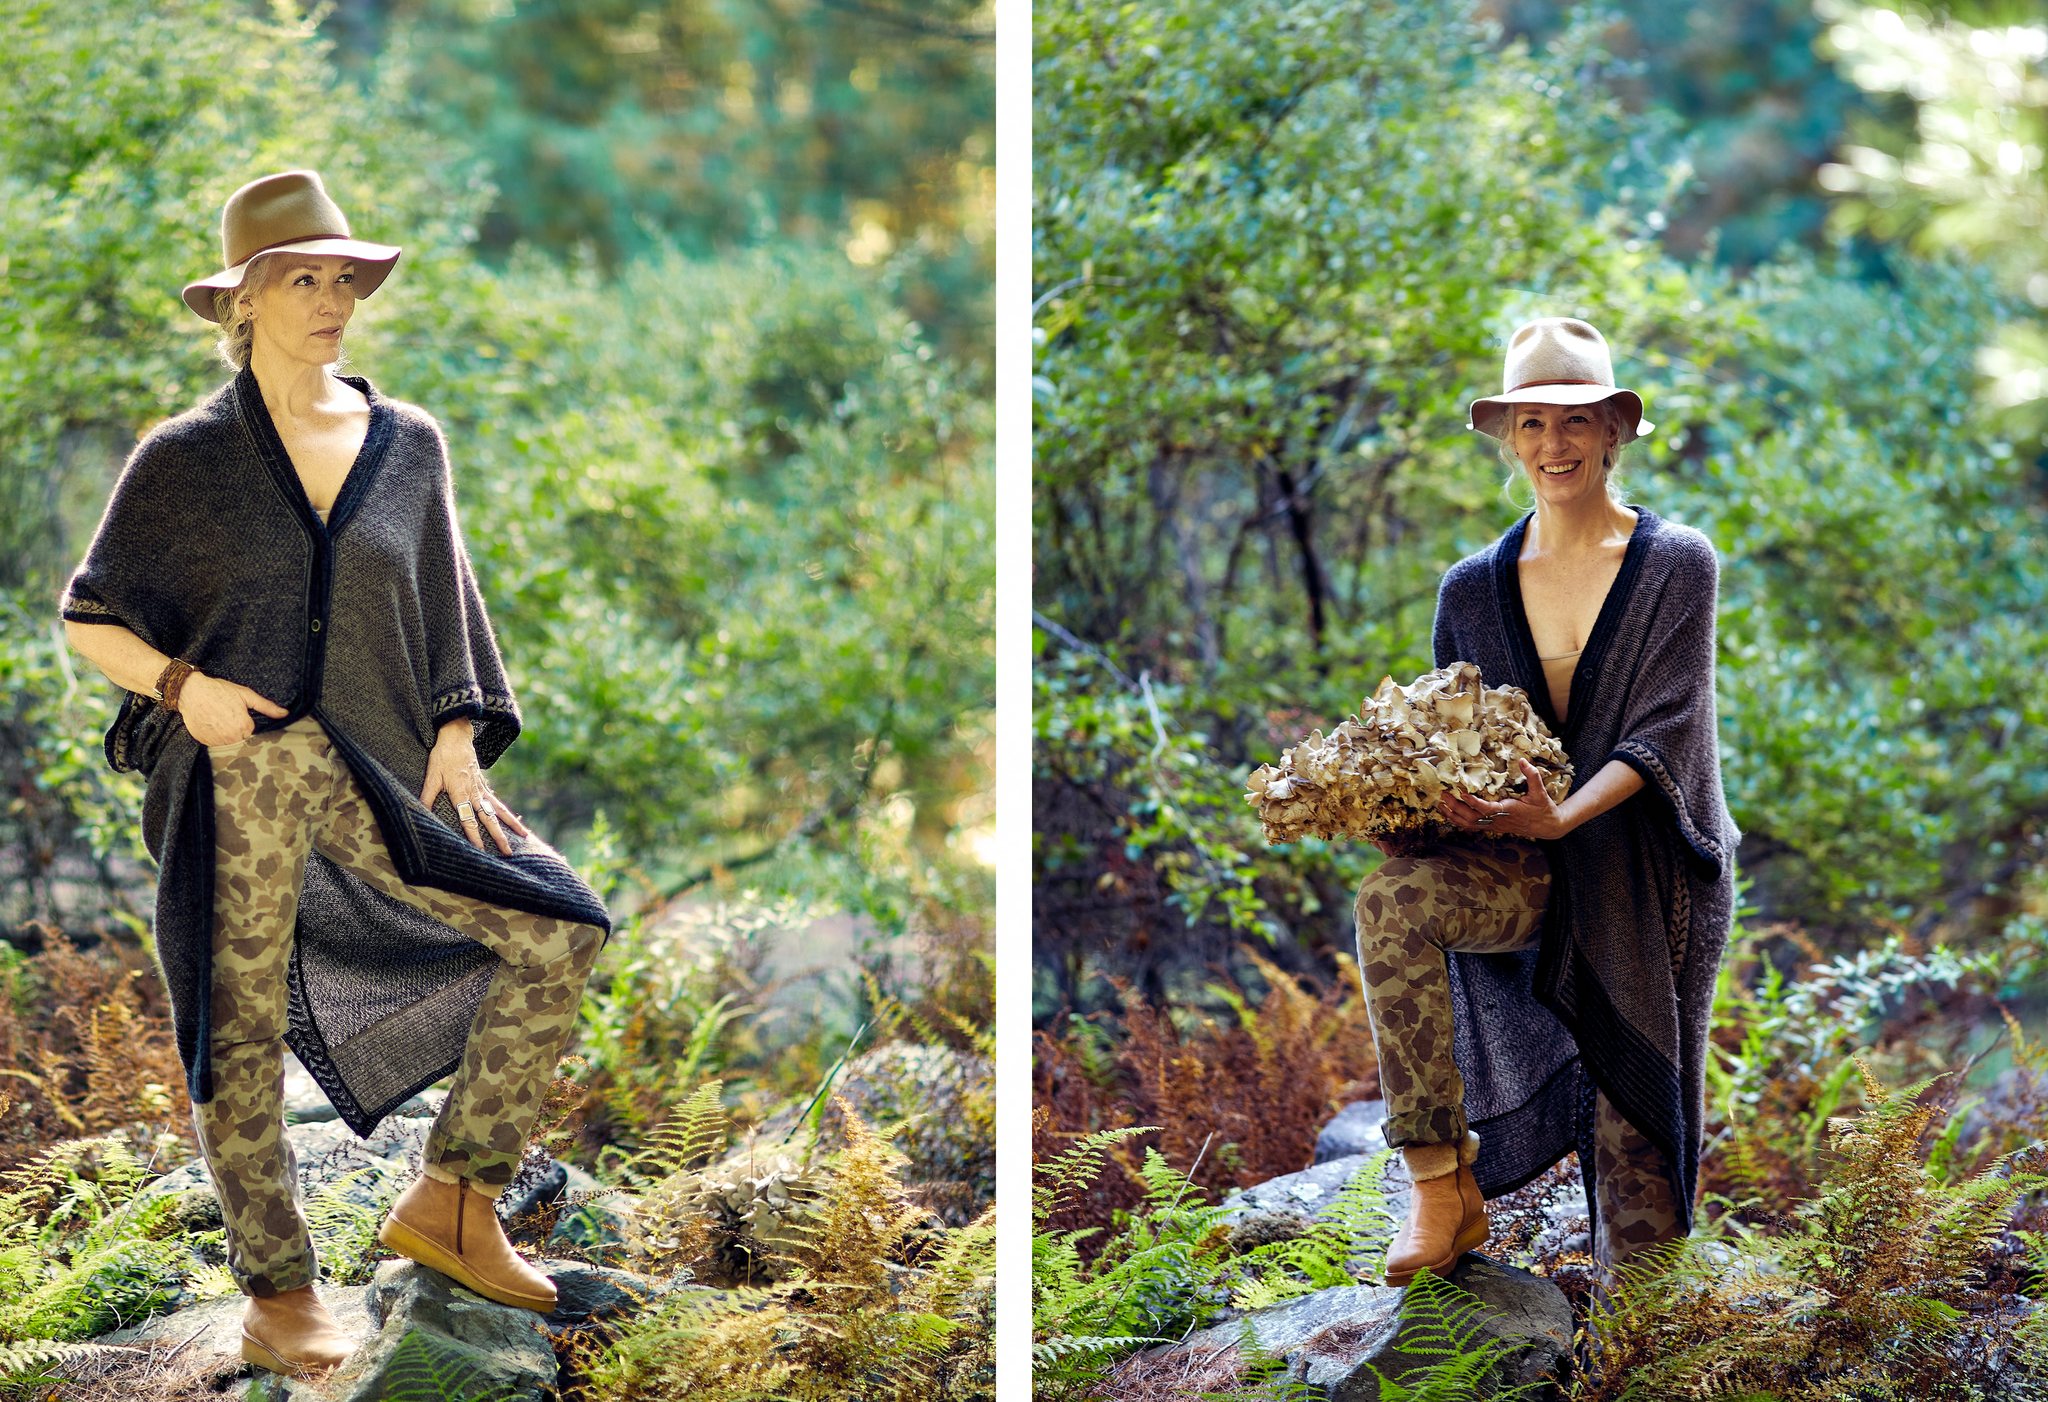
left=1469, top=386, right=1652, bottom=445
left=181, top=237, right=402, bottom=321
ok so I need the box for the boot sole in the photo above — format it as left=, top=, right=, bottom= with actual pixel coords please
left=240, top=1328, right=345, bottom=1378
left=377, top=1215, right=557, bottom=1313
left=1383, top=1215, right=1491, bottom=1289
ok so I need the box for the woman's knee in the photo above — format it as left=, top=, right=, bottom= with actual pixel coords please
left=1354, top=856, right=1447, bottom=951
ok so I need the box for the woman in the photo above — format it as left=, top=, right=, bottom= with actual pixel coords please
left=60, top=171, right=610, bottom=1377
left=1357, top=317, right=1738, bottom=1288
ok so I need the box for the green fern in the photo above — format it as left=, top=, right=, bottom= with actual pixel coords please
left=1033, top=1132, right=1235, bottom=1393
left=0, top=1337, right=143, bottom=1387
left=305, top=1164, right=403, bottom=1287
left=1033, top=1123, right=1151, bottom=1224
left=1366, top=1271, right=1546, bottom=1402
left=374, top=1327, right=530, bottom=1402
left=628, top=1079, right=731, bottom=1183
left=1230, top=1149, right=1397, bottom=1311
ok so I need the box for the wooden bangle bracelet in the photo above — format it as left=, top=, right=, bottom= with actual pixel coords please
left=155, top=658, right=196, bottom=713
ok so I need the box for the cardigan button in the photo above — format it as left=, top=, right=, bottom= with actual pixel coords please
left=310, top=618, right=322, bottom=632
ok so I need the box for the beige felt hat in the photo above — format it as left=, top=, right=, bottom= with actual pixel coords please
left=181, top=170, right=402, bottom=321
left=1467, top=317, right=1654, bottom=444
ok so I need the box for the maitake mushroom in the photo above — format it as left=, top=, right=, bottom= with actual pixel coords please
left=642, top=1155, right=827, bottom=1284
left=1244, top=662, right=1573, bottom=844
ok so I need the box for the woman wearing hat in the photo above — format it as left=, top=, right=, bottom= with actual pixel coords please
left=59, top=171, right=610, bottom=1376
left=1355, top=317, right=1738, bottom=1289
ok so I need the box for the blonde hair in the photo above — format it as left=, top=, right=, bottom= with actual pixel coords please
left=1496, top=397, right=1631, bottom=511
left=211, top=254, right=285, bottom=371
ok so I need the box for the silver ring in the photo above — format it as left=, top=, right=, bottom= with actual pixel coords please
left=476, top=797, right=497, bottom=819
left=456, top=801, right=477, bottom=823
left=1475, top=813, right=1496, bottom=827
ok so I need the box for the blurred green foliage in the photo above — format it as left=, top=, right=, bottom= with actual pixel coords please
left=1032, top=0, right=2048, bottom=1018
left=0, top=0, right=992, bottom=935
left=321, top=0, right=993, bottom=362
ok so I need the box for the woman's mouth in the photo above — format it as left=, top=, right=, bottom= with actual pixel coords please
left=314, top=328, right=341, bottom=339
left=1541, top=460, right=1580, bottom=476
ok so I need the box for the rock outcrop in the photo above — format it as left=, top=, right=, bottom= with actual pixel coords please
left=1175, top=1255, right=1572, bottom=1400
left=1313, top=1100, right=1388, bottom=1165
left=1143, top=1107, right=1577, bottom=1399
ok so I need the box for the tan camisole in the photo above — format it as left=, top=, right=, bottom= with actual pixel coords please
left=1540, top=649, right=1581, bottom=723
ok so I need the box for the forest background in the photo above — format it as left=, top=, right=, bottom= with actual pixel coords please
left=0, top=0, right=994, bottom=1392
left=1034, top=0, right=2048, bottom=1389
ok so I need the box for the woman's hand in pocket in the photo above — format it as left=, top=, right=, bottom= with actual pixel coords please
left=182, top=672, right=289, bottom=746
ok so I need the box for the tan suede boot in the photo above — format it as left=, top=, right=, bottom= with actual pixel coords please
left=1383, top=1132, right=1488, bottom=1287
left=240, top=1284, right=356, bottom=1377
left=378, top=1173, right=558, bottom=1312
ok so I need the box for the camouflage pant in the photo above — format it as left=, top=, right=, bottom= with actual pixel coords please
left=200, top=718, right=602, bottom=1296
left=1352, top=836, right=1682, bottom=1274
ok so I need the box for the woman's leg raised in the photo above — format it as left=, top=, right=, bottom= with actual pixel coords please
left=1354, top=836, right=1550, bottom=1286
left=1353, top=836, right=1551, bottom=1150
left=307, top=755, right=603, bottom=1194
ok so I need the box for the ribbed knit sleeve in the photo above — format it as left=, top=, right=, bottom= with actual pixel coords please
left=1604, top=525, right=1738, bottom=881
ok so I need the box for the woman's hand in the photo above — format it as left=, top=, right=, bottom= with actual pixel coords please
left=1439, top=759, right=1570, bottom=841
left=181, top=672, right=289, bottom=747
left=1439, top=757, right=1647, bottom=842
left=421, top=717, right=531, bottom=854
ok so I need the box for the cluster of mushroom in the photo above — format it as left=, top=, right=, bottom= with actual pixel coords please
left=681, top=1156, right=826, bottom=1282
left=1244, top=662, right=1574, bottom=844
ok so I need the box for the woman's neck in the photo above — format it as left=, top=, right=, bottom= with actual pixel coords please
left=249, top=348, right=343, bottom=422
left=1527, top=489, right=1637, bottom=554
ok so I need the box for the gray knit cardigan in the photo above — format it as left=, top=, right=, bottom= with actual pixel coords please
left=1430, top=509, right=1738, bottom=1233
left=61, top=369, right=609, bottom=1134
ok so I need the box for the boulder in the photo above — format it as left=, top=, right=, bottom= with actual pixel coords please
left=1175, top=1255, right=1572, bottom=1400
left=548, top=1163, right=640, bottom=1263
left=1314, top=1101, right=1388, bottom=1165
left=535, top=1258, right=683, bottom=1324
left=96, top=1284, right=375, bottom=1399
left=320, top=1259, right=559, bottom=1402
left=1223, top=1153, right=1411, bottom=1234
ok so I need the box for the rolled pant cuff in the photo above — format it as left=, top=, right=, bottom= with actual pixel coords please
left=1383, top=1107, right=1471, bottom=1150
left=235, top=1256, right=320, bottom=1298
left=424, top=1130, right=517, bottom=1194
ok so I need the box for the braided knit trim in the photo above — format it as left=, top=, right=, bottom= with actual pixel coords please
left=1614, top=739, right=1723, bottom=869
left=59, top=594, right=120, bottom=620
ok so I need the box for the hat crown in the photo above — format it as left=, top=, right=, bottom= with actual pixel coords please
left=1501, top=317, right=1615, bottom=396
left=221, top=171, right=352, bottom=268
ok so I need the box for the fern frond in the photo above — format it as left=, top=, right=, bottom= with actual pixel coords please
left=632, top=1079, right=731, bottom=1181
left=185, top=1262, right=240, bottom=1300
left=0, top=1337, right=141, bottom=1382
left=1033, top=1124, right=1153, bottom=1223
left=1368, top=1271, right=1541, bottom=1402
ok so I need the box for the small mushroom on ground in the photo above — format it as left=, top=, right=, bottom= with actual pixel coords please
left=1244, top=661, right=1574, bottom=844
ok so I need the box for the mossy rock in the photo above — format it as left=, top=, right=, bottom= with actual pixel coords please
left=826, top=1042, right=994, bottom=1225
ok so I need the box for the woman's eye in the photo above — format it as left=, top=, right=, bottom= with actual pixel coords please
left=338, top=272, right=354, bottom=283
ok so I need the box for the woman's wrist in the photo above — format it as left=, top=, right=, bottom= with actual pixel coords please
left=436, top=715, right=475, bottom=743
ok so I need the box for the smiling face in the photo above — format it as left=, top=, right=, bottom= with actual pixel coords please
left=241, top=253, right=358, bottom=370
left=1508, top=400, right=1622, bottom=507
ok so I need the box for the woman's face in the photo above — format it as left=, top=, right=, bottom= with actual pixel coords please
left=243, top=253, right=358, bottom=369
left=1508, top=401, right=1620, bottom=508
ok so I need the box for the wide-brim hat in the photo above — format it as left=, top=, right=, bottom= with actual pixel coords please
left=1467, top=317, right=1654, bottom=445
left=181, top=170, right=402, bottom=321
